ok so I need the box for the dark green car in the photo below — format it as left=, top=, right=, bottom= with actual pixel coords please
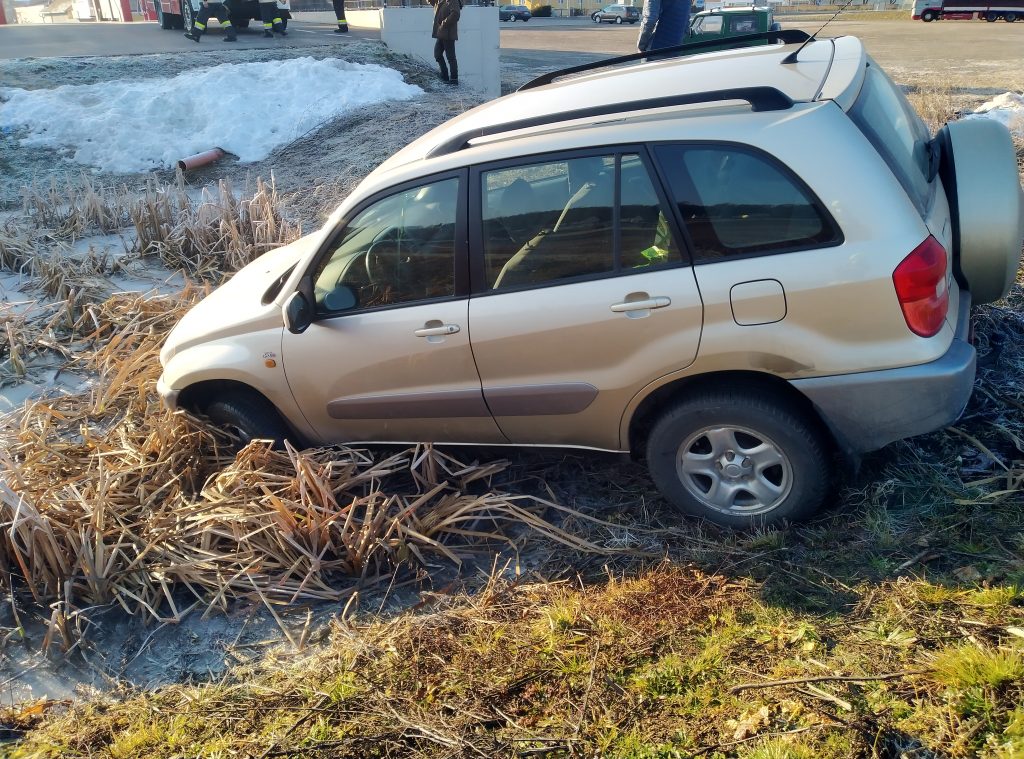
left=687, top=6, right=781, bottom=44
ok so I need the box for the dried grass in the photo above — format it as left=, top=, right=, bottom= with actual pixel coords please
left=129, top=174, right=301, bottom=278
left=0, top=291, right=609, bottom=645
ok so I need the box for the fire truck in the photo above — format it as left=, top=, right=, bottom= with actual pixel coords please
left=153, top=0, right=289, bottom=31
left=912, top=0, right=1023, bottom=21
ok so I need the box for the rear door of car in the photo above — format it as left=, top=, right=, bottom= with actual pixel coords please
left=466, top=147, right=704, bottom=451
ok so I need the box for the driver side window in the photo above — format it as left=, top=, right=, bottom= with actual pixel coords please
left=313, top=177, right=459, bottom=314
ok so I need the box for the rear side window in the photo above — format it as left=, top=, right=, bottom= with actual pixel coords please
left=654, top=144, right=842, bottom=262
left=849, top=62, right=933, bottom=213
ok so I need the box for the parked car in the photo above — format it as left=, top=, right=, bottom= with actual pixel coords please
left=591, top=4, right=640, bottom=23
left=688, top=5, right=779, bottom=44
left=159, top=32, right=1024, bottom=528
left=499, top=4, right=531, bottom=20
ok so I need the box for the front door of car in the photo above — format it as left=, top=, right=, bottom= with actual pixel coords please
left=282, top=173, right=507, bottom=445
left=468, top=150, right=704, bottom=451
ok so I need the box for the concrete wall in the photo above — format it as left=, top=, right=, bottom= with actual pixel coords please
left=380, top=7, right=499, bottom=97
left=296, top=6, right=500, bottom=98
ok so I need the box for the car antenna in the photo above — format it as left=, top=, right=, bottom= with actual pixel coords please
left=782, top=0, right=856, bottom=64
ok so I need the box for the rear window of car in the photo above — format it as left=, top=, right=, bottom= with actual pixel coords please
left=849, top=61, right=933, bottom=214
left=654, top=143, right=842, bottom=262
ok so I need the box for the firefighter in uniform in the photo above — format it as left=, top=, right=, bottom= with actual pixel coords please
left=259, top=0, right=288, bottom=37
left=184, top=0, right=237, bottom=42
left=332, top=0, right=348, bottom=32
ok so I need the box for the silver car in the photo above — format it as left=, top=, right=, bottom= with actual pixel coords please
left=159, top=33, right=1024, bottom=527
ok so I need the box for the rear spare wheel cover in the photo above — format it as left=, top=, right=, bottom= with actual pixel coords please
left=939, top=118, right=1024, bottom=305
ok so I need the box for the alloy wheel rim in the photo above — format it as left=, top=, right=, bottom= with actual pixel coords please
left=675, top=424, right=793, bottom=516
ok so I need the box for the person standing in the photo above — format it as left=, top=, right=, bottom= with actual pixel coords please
left=259, top=0, right=287, bottom=37
left=184, top=0, right=238, bottom=42
left=636, top=0, right=689, bottom=53
left=332, top=0, right=348, bottom=32
left=430, top=0, right=462, bottom=85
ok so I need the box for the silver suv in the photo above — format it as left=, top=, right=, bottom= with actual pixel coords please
left=158, top=32, right=1024, bottom=527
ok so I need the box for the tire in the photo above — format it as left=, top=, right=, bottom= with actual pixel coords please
left=615, top=15, right=622, bottom=23
left=205, top=391, right=290, bottom=448
left=985, top=11, right=997, bottom=20
left=646, top=388, right=831, bottom=528
left=935, top=119, right=1024, bottom=305
left=156, top=0, right=172, bottom=28
left=921, top=9, right=935, bottom=20
left=180, top=0, right=195, bottom=29
left=1005, top=12, right=1016, bottom=20
left=232, top=16, right=249, bottom=27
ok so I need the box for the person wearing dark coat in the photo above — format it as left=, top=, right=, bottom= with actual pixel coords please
left=430, top=0, right=462, bottom=85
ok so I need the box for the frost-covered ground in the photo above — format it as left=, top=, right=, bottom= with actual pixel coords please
left=0, top=34, right=1021, bottom=709
left=1, top=58, right=423, bottom=172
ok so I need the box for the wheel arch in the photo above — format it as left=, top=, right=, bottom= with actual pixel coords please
left=177, top=379, right=311, bottom=445
left=178, top=378, right=273, bottom=415
left=625, top=370, right=840, bottom=462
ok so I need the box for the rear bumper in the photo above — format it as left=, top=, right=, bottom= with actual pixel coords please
left=791, top=292, right=975, bottom=454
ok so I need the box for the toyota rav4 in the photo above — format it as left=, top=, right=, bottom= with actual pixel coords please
left=158, top=32, right=1024, bottom=527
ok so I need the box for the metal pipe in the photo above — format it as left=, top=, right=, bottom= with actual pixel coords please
left=176, top=148, right=225, bottom=172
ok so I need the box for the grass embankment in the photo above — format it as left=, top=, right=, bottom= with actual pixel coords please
left=2, top=92, right=1023, bottom=756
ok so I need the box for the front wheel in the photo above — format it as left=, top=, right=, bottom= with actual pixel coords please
left=985, top=11, right=998, bottom=20
left=615, top=15, right=622, bottom=23
left=921, top=9, right=936, bottom=20
left=205, top=391, right=290, bottom=448
left=1004, top=12, right=1016, bottom=20
left=180, top=0, right=195, bottom=29
left=646, top=389, right=831, bottom=528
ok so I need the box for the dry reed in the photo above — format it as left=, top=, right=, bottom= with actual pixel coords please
left=0, top=291, right=606, bottom=643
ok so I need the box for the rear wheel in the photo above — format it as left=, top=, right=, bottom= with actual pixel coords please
left=1005, top=12, right=1016, bottom=20
left=180, top=0, right=195, bottom=29
left=205, top=391, right=290, bottom=448
left=646, top=389, right=831, bottom=528
left=615, top=15, right=622, bottom=23
left=985, top=11, right=998, bottom=20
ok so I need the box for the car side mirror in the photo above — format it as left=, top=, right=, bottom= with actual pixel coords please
left=283, top=291, right=313, bottom=334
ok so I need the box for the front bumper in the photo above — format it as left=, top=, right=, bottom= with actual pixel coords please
left=156, top=374, right=180, bottom=411
left=791, top=292, right=975, bottom=454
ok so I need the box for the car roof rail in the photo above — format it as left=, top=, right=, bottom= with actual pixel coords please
left=425, top=87, right=794, bottom=159
left=519, top=29, right=810, bottom=92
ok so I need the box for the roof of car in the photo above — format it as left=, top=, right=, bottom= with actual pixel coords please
left=375, top=36, right=865, bottom=175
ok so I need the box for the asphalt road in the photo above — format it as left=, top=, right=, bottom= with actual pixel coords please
left=1, top=15, right=1022, bottom=90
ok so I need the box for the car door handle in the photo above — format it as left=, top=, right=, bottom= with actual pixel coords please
left=414, top=323, right=461, bottom=337
left=610, top=296, right=671, bottom=312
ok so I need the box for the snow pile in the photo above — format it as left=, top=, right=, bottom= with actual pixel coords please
left=0, top=57, right=423, bottom=173
left=964, top=92, right=1024, bottom=135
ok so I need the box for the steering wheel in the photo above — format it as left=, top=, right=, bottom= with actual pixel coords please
left=365, top=236, right=403, bottom=286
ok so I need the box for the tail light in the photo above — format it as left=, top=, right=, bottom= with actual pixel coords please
left=892, top=235, right=949, bottom=337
